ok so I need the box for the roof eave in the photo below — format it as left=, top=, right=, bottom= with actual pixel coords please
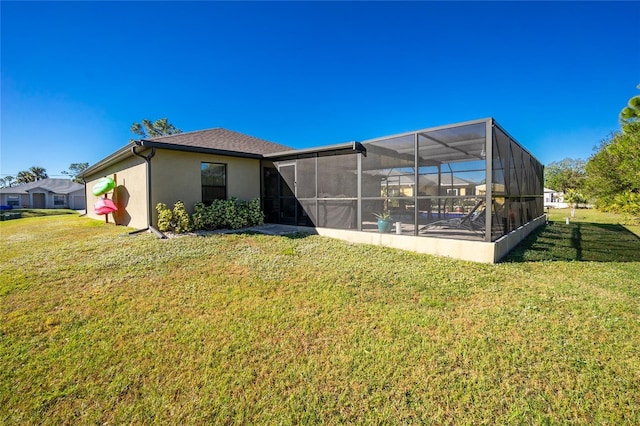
left=137, top=139, right=264, bottom=159
left=264, top=141, right=366, bottom=160
left=78, top=143, right=136, bottom=179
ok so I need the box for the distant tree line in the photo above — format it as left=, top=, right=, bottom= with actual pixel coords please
left=0, top=166, right=48, bottom=188
left=586, top=121, right=639, bottom=217
left=1, top=118, right=182, bottom=189
left=1, top=163, right=88, bottom=188
left=61, top=163, right=89, bottom=183
left=544, top=85, right=640, bottom=218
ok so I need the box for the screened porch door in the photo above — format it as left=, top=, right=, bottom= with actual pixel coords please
left=278, top=163, right=297, bottom=225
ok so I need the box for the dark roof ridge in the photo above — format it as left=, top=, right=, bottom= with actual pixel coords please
left=143, top=127, right=287, bottom=146
left=138, top=127, right=293, bottom=156
left=142, top=126, right=224, bottom=142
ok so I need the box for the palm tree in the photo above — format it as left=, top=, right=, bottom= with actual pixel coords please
left=14, top=166, right=48, bottom=184
left=16, top=170, right=35, bottom=184
left=28, top=166, right=48, bottom=181
left=564, top=188, right=586, bottom=218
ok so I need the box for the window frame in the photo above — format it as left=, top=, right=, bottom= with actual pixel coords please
left=53, top=195, right=65, bottom=206
left=201, top=162, right=227, bottom=205
left=7, top=195, right=20, bottom=207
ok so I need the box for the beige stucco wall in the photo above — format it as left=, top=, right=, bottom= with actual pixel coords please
left=84, top=155, right=148, bottom=229
left=83, top=148, right=261, bottom=230
left=150, top=150, right=261, bottom=227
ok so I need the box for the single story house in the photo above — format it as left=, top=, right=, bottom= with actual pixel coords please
left=0, top=178, right=85, bottom=209
left=79, top=118, right=545, bottom=263
left=544, top=188, right=555, bottom=205
left=544, top=188, right=568, bottom=208
left=80, top=128, right=292, bottom=230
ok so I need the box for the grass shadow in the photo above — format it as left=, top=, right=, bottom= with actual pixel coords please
left=504, top=220, right=640, bottom=263
left=13, top=209, right=78, bottom=218
left=202, top=228, right=312, bottom=240
left=239, top=230, right=312, bottom=240
left=282, top=231, right=312, bottom=240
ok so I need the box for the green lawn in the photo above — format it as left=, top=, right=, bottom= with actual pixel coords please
left=1, top=209, right=79, bottom=222
left=509, top=208, right=640, bottom=262
left=8, top=208, right=80, bottom=218
left=1, top=211, right=639, bottom=424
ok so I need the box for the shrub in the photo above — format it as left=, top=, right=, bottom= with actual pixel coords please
left=156, top=203, right=173, bottom=232
left=172, top=200, right=193, bottom=233
left=191, top=198, right=265, bottom=231
left=245, top=198, right=265, bottom=226
left=192, top=202, right=210, bottom=230
left=610, top=191, right=640, bottom=216
left=156, top=201, right=193, bottom=233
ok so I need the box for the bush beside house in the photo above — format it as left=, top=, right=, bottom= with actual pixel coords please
left=156, top=201, right=193, bottom=233
left=156, top=198, right=264, bottom=233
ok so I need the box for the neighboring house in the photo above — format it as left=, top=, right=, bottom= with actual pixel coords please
left=544, top=188, right=555, bottom=205
left=0, top=178, right=85, bottom=209
left=544, top=188, right=568, bottom=208
left=79, top=118, right=545, bottom=263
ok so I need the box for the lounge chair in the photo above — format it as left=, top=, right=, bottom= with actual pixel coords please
left=419, top=200, right=486, bottom=235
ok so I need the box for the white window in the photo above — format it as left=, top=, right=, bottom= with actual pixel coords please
left=7, top=195, right=20, bottom=207
left=53, top=195, right=65, bottom=206
left=446, top=188, right=459, bottom=196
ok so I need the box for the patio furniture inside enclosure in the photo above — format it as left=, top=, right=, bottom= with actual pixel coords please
left=262, top=118, right=544, bottom=242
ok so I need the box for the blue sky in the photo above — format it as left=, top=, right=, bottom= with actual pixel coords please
left=2, top=1, right=639, bottom=178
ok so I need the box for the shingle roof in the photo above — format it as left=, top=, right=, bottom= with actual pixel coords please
left=0, top=178, right=84, bottom=195
left=79, top=128, right=294, bottom=178
left=143, top=128, right=293, bottom=156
